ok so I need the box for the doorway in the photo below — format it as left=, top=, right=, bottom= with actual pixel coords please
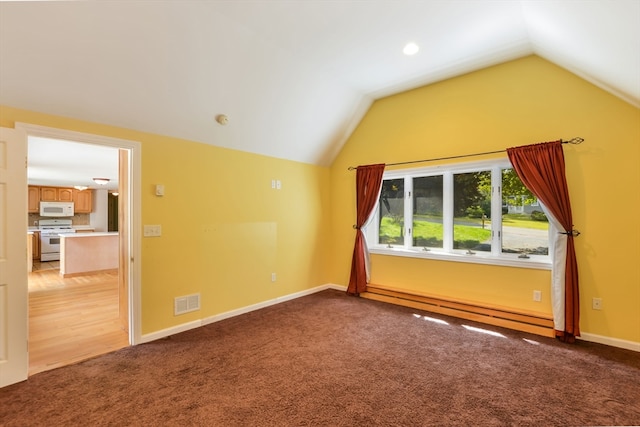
left=20, top=123, right=141, bottom=375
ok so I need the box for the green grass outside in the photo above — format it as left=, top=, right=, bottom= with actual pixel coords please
left=379, top=216, right=491, bottom=247
left=415, top=213, right=548, bottom=230
left=502, top=214, right=549, bottom=230
left=380, top=212, right=547, bottom=247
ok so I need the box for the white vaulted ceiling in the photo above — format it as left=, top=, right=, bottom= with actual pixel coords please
left=1, top=0, right=638, bottom=170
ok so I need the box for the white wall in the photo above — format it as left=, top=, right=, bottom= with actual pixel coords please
left=90, top=189, right=108, bottom=231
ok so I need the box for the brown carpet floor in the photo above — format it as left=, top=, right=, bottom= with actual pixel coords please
left=1, top=289, right=639, bottom=426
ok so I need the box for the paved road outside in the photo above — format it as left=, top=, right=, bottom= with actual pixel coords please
left=498, top=225, right=548, bottom=252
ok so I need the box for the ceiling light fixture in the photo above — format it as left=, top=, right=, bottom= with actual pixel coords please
left=93, top=178, right=110, bottom=185
left=74, top=185, right=88, bottom=191
left=403, top=42, right=419, bottom=56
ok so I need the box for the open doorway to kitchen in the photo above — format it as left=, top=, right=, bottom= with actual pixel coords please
left=21, top=124, right=140, bottom=375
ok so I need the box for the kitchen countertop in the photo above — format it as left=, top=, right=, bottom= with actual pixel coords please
left=28, top=226, right=96, bottom=231
left=60, top=232, right=119, bottom=238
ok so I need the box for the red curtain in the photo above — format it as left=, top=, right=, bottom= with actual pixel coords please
left=347, top=164, right=385, bottom=295
left=507, top=141, right=580, bottom=342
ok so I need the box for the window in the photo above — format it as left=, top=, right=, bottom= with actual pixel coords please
left=365, top=159, right=551, bottom=269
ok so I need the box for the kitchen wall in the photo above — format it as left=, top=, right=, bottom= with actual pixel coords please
left=329, top=55, right=640, bottom=345
left=90, top=188, right=108, bottom=231
left=28, top=212, right=90, bottom=227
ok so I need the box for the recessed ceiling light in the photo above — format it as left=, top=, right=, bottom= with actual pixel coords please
left=403, top=42, right=419, bottom=56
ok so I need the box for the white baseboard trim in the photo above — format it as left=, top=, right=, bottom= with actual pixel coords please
left=202, top=283, right=346, bottom=326
left=140, top=283, right=346, bottom=344
left=578, top=332, right=640, bottom=352
left=139, top=320, right=202, bottom=344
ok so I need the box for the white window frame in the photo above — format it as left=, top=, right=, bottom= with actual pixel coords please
left=365, top=158, right=551, bottom=270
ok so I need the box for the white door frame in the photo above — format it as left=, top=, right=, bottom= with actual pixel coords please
left=16, top=123, right=142, bottom=345
left=0, top=127, right=29, bottom=387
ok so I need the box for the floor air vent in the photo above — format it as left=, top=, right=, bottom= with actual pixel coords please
left=174, top=293, right=200, bottom=315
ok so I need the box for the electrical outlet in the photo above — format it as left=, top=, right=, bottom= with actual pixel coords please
left=271, top=273, right=276, bottom=282
left=143, top=224, right=162, bottom=237
left=533, top=290, right=541, bottom=302
left=592, top=297, right=603, bottom=310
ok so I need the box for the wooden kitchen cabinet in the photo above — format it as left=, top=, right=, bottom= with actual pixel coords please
left=58, top=188, right=74, bottom=202
left=32, top=231, right=41, bottom=260
left=73, top=189, right=93, bottom=213
left=31, top=185, right=92, bottom=212
left=39, top=187, right=57, bottom=201
left=40, top=186, right=74, bottom=202
left=28, top=186, right=40, bottom=213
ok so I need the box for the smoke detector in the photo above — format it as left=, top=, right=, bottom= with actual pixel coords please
left=215, top=114, right=229, bottom=125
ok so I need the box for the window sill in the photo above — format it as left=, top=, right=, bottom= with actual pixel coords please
left=369, top=246, right=552, bottom=270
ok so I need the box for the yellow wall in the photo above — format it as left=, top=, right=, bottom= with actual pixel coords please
left=1, top=105, right=332, bottom=334
left=329, top=55, right=640, bottom=343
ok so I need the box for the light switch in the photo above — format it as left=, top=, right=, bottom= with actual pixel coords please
left=155, top=184, right=165, bottom=196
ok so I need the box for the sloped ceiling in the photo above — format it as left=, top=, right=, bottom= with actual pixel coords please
left=1, top=0, right=638, bottom=170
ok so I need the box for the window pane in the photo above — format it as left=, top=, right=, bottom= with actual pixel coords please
left=453, top=171, right=491, bottom=252
left=501, top=169, right=549, bottom=256
left=412, top=176, right=443, bottom=249
left=378, top=178, right=404, bottom=245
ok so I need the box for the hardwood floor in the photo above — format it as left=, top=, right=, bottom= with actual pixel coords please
left=28, top=262, right=129, bottom=375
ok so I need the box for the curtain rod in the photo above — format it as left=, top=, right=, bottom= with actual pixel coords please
left=347, top=137, right=584, bottom=171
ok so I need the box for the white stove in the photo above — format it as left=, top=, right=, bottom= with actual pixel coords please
left=38, top=219, right=76, bottom=261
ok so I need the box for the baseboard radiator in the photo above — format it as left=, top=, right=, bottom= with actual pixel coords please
left=361, top=284, right=555, bottom=338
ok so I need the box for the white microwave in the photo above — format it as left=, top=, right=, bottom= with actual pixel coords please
left=40, top=201, right=75, bottom=217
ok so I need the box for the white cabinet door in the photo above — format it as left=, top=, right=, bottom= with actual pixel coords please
left=0, top=127, right=28, bottom=387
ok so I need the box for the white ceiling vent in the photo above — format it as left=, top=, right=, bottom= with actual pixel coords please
left=174, top=293, right=200, bottom=316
